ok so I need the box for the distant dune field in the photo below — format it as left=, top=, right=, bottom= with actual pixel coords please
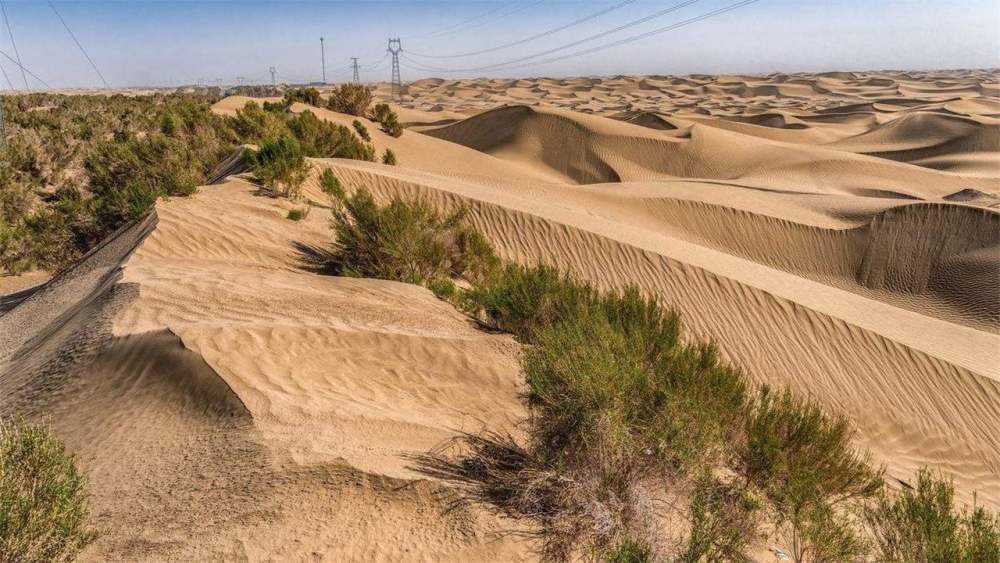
left=2, top=70, right=997, bottom=561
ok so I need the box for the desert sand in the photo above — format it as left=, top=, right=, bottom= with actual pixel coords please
left=1, top=70, right=998, bottom=561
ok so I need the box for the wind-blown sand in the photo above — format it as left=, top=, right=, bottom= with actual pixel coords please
left=1, top=70, right=998, bottom=561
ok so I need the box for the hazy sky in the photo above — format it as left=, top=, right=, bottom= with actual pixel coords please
left=2, top=0, right=998, bottom=88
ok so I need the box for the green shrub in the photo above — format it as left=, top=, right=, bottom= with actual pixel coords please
left=428, top=277, right=457, bottom=300
left=85, top=134, right=202, bottom=200
left=327, top=83, right=373, bottom=116
left=682, top=473, right=759, bottom=562
left=284, top=87, right=322, bottom=107
left=287, top=110, right=374, bottom=160
left=606, top=540, right=651, bottom=563
left=319, top=168, right=345, bottom=199
left=462, top=263, right=595, bottom=342
left=371, top=103, right=403, bottom=137
left=328, top=188, right=496, bottom=285
left=287, top=208, right=305, bottom=221
left=0, top=418, right=96, bottom=562
left=740, top=385, right=883, bottom=561
left=352, top=119, right=371, bottom=142
left=231, top=101, right=290, bottom=143
left=865, top=469, right=1000, bottom=562
left=381, top=148, right=397, bottom=165
left=243, top=136, right=309, bottom=198
left=0, top=92, right=239, bottom=274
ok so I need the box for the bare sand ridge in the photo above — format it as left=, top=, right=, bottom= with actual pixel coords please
left=1, top=70, right=998, bottom=560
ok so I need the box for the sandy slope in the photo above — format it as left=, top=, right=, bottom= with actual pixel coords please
left=1, top=70, right=998, bottom=560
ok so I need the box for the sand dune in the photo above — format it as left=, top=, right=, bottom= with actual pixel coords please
left=2, top=70, right=998, bottom=560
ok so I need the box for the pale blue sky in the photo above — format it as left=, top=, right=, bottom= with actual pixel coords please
left=2, top=0, right=998, bottom=88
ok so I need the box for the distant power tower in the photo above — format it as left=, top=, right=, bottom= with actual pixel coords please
left=387, top=38, right=402, bottom=100
left=350, top=57, right=360, bottom=84
left=320, top=36, right=327, bottom=84
left=269, top=66, right=277, bottom=86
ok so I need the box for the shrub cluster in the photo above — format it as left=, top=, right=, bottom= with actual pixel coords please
left=327, top=187, right=497, bottom=286
left=0, top=92, right=385, bottom=276
left=327, top=84, right=374, bottom=117
left=0, top=418, right=96, bottom=561
left=371, top=103, right=403, bottom=137
left=1, top=92, right=239, bottom=274
left=325, top=192, right=999, bottom=562
left=243, top=137, right=309, bottom=198
left=283, top=87, right=322, bottom=107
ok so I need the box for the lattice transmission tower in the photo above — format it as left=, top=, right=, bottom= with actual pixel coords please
left=387, top=38, right=402, bottom=100
left=350, top=58, right=360, bottom=84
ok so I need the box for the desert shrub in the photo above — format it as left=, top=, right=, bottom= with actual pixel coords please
left=740, top=386, right=883, bottom=562
left=0, top=92, right=239, bottom=274
left=231, top=101, right=290, bottom=143
left=371, top=103, right=403, bottom=137
left=284, top=87, right=322, bottom=107
left=865, top=469, right=1000, bottom=562
left=462, top=263, right=596, bottom=341
left=287, top=208, right=305, bottom=221
left=682, top=474, right=760, bottom=562
left=86, top=134, right=202, bottom=199
left=243, top=136, right=309, bottom=198
left=381, top=148, right=398, bottom=165
left=606, top=539, right=652, bottom=563
left=287, top=111, right=374, bottom=160
left=319, top=168, right=345, bottom=199
left=0, top=221, right=33, bottom=275
left=159, top=111, right=177, bottom=136
left=427, top=277, right=457, bottom=300
left=352, top=119, right=371, bottom=142
left=328, top=187, right=496, bottom=285
left=327, top=83, right=373, bottom=116
left=0, top=418, right=96, bottom=562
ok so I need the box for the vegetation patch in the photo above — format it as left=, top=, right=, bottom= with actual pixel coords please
left=0, top=418, right=96, bottom=561
left=327, top=84, right=374, bottom=117
left=371, top=103, right=403, bottom=137
left=243, top=136, right=309, bottom=198
left=327, top=187, right=497, bottom=286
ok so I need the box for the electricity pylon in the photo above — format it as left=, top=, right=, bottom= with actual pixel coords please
left=387, top=38, right=402, bottom=100
left=351, top=57, right=360, bottom=84
left=320, top=36, right=327, bottom=84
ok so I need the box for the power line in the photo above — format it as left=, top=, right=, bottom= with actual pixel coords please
left=0, top=47, right=48, bottom=88
left=407, top=0, right=636, bottom=59
left=435, top=0, right=546, bottom=37
left=402, top=0, right=760, bottom=75
left=0, top=0, right=26, bottom=90
left=407, top=0, right=519, bottom=40
left=0, top=58, right=13, bottom=90
left=47, top=1, right=109, bottom=88
left=403, top=0, right=706, bottom=73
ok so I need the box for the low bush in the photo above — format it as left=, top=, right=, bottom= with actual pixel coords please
left=319, top=168, right=345, bottom=199
left=352, top=119, right=371, bottom=142
left=371, top=103, right=403, bottom=137
left=327, top=84, right=373, bottom=116
left=381, top=148, right=397, bottom=165
left=865, top=469, right=1000, bottom=562
left=328, top=187, right=497, bottom=285
left=287, top=208, right=305, bottom=221
left=284, top=87, right=322, bottom=107
left=0, top=418, right=96, bottom=561
left=428, top=277, right=457, bottom=300
left=461, top=263, right=595, bottom=341
left=287, top=110, right=374, bottom=161
left=243, top=136, right=309, bottom=198
left=740, top=385, right=883, bottom=561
